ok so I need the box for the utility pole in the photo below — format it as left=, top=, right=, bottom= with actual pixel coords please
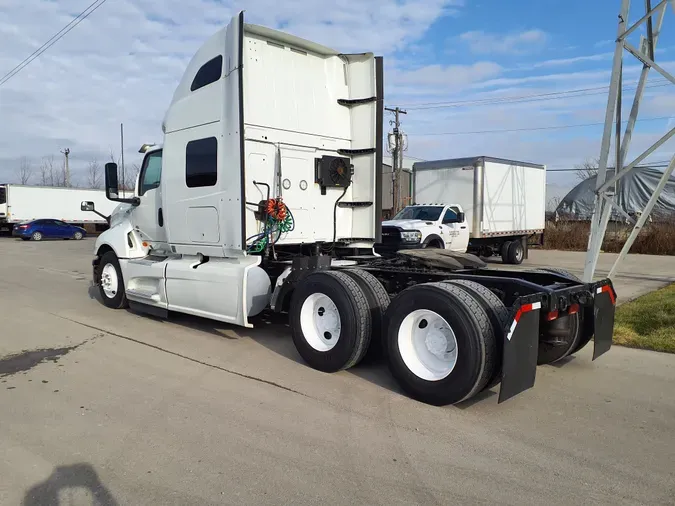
left=60, top=148, right=70, bottom=187
left=385, top=106, right=407, bottom=213
left=120, top=123, right=125, bottom=193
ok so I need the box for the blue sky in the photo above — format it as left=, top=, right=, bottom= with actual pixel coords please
left=1, top=0, right=674, bottom=204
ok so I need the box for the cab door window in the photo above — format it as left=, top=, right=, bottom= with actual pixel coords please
left=442, top=208, right=458, bottom=224
left=139, top=150, right=163, bottom=196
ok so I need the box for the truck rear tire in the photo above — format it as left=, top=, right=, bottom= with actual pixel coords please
left=505, top=240, right=524, bottom=265
left=98, top=251, right=129, bottom=309
left=444, top=279, right=508, bottom=389
left=341, top=268, right=390, bottom=361
left=289, top=270, right=372, bottom=373
left=383, top=282, right=496, bottom=405
left=500, top=241, right=511, bottom=263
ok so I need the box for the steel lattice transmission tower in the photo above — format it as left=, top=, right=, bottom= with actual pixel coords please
left=584, top=0, right=675, bottom=282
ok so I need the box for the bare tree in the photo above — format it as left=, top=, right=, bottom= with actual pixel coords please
left=15, top=157, right=33, bottom=185
left=575, top=157, right=600, bottom=182
left=86, top=158, right=102, bottom=189
left=39, top=155, right=56, bottom=186
left=108, top=148, right=139, bottom=192
left=123, top=163, right=140, bottom=192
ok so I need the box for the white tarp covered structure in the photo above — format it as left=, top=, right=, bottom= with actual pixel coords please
left=555, top=166, right=675, bottom=221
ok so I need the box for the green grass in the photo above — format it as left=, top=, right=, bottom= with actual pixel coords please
left=613, top=283, right=675, bottom=353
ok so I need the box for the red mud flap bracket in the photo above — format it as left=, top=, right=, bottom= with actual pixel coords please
left=498, top=298, right=542, bottom=404
left=592, top=283, right=616, bottom=360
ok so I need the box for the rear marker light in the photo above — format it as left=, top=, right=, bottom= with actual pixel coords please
left=506, top=301, right=542, bottom=341
left=596, top=285, right=616, bottom=305
left=546, top=310, right=559, bottom=321
left=568, top=303, right=580, bottom=315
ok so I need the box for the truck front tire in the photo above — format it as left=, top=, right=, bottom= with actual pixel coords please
left=383, top=282, right=497, bottom=405
left=289, top=271, right=372, bottom=372
left=97, top=251, right=129, bottom=309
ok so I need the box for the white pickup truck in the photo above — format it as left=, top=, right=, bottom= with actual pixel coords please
left=378, top=203, right=471, bottom=251
left=376, top=156, right=547, bottom=264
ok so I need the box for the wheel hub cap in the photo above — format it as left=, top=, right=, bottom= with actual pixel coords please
left=101, top=264, right=118, bottom=299
left=300, top=293, right=342, bottom=352
left=397, top=309, right=459, bottom=381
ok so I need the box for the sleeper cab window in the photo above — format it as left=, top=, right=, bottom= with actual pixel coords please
left=186, top=137, right=218, bottom=188
left=190, top=55, right=223, bottom=92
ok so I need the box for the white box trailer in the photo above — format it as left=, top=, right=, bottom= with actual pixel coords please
left=413, top=156, right=546, bottom=238
left=0, top=184, right=127, bottom=232
left=412, top=156, right=546, bottom=261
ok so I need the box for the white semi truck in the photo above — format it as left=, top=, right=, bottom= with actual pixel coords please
left=376, top=157, right=546, bottom=264
left=84, top=12, right=617, bottom=406
left=0, top=184, right=123, bottom=233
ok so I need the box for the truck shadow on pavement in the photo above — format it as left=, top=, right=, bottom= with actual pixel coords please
left=23, top=463, right=118, bottom=506
left=248, top=310, right=499, bottom=408
left=87, top=284, right=497, bottom=408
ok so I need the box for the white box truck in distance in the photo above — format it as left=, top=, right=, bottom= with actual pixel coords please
left=376, top=157, right=546, bottom=264
left=85, top=11, right=617, bottom=407
left=0, top=184, right=123, bottom=233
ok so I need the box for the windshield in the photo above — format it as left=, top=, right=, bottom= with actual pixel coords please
left=393, top=206, right=444, bottom=221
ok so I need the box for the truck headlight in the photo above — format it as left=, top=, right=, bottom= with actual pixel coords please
left=401, top=230, right=422, bottom=243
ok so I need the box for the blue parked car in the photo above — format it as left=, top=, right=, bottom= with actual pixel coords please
left=13, top=219, right=87, bottom=241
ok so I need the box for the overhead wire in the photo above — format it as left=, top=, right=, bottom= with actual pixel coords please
left=390, top=79, right=672, bottom=111
left=407, top=115, right=675, bottom=137
left=0, top=0, right=109, bottom=87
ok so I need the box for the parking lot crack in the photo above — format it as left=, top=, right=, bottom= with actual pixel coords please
left=49, top=313, right=311, bottom=399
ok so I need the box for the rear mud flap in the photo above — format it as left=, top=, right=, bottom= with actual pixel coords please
left=498, top=300, right=541, bottom=404
left=592, top=284, right=616, bottom=360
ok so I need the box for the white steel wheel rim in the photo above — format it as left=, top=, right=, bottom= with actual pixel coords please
left=101, top=263, right=119, bottom=299
left=398, top=309, right=458, bottom=381
left=299, top=292, right=342, bottom=352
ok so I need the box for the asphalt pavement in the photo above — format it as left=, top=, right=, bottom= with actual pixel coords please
left=1, top=237, right=674, bottom=505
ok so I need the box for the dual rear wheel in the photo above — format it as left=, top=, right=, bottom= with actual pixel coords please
left=289, top=271, right=504, bottom=405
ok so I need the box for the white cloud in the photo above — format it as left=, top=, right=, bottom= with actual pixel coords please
left=526, top=52, right=614, bottom=69
left=390, top=61, right=503, bottom=88
left=459, top=29, right=548, bottom=55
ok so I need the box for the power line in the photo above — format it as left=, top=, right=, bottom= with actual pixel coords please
left=391, top=80, right=671, bottom=111
left=547, top=162, right=671, bottom=172
left=0, top=0, right=109, bottom=87
left=408, top=115, right=675, bottom=137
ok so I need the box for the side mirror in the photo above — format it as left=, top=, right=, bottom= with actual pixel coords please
left=105, top=162, right=120, bottom=200
left=104, top=162, right=140, bottom=206
left=457, top=212, right=465, bottom=223
left=81, top=201, right=95, bottom=212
